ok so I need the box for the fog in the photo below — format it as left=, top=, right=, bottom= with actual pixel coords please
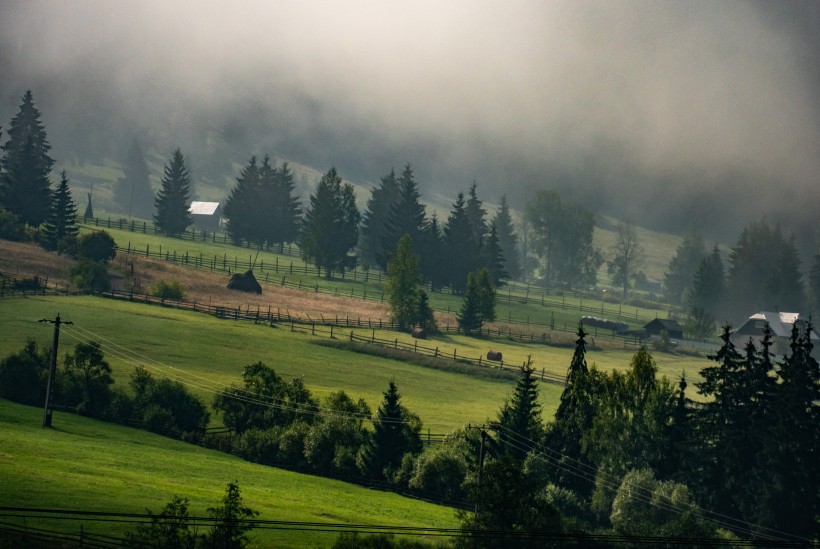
left=1, top=0, right=818, bottom=246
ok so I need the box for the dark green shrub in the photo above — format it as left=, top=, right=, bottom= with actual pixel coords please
left=0, top=209, right=26, bottom=241
left=57, top=234, right=79, bottom=256
left=77, top=230, right=117, bottom=263
left=0, top=340, right=49, bottom=405
left=150, top=279, right=185, bottom=300
left=70, top=258, right=110, bottom=291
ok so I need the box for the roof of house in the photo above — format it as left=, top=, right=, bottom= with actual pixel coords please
left=743, top=311, right=811, bottom=338
left=644, top=318, right=683, bottom=332
left=189, top=201, right=220, bottom=215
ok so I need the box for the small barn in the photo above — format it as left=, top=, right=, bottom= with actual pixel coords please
left=189, top=201, right=222, bottom=231
left=644, top=318, right=684, bottom=340
left=731, top=312, right=819, bottom=357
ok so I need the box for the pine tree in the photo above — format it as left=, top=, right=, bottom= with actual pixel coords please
left=664, top=229, right=706, bottom=305
left=419, top=212, right=445, bottom=290
left=482, top=222, right=506, bottom=285
left=359, top=380, right=422, bottom=480
left=810, top=249, right=820, bottom=316
left=416, top=290, right=438, bottom=334
left=444, top=192, right=479, bottom=292
left=273, top=160, right=301, bottom=246
left=476, top=268, right=496, bottom=323
left=492, top=195, right=520, bottom=281
left=378, top=164, right=426, bottom=270
left=496, top=357, right=544, bottom=460
left=224, top=156, right=261, bottom=245
left=464, top=181, right=487, bottom=247
left=114, top=138, right=153, bottom=218
left=300, top=167, right=359, bottom=278
left=0, top=91, right=54, bottom=226
left=457, top=270, right=483, bottom=334
left=359, top=168, right=400, bottom=269
left=153, top=149, right=192, bottom=236
left=42, top=170, right=78, bottom=249
left=385, top=234, right=422, bottom=331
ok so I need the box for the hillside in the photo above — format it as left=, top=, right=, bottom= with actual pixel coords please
left=0, top=398, right=458, bottom=547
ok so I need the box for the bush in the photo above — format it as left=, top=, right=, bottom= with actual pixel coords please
left=0, top=340, right=49, bottom=405
left=0, top=209, right=26, bottom=241
left=77, top=230, right=116, bottom=263
left=150, top=279, right=185, bottom=301
left=70, top=259, right=110, bottom=292
left=57, top=234, right=79, bottom=256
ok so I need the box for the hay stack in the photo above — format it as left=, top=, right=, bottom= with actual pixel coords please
left=227, top=270, right=262, bottom=294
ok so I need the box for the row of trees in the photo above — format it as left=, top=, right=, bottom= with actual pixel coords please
left=664, top=220, right=819, bottom=337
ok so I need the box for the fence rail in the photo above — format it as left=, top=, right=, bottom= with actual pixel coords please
left=81, top=215, right=672, bottom=325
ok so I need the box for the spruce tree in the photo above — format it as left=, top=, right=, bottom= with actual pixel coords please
left=687, top=245, right=725, bottom=315
left=464, top=181, right=487, bottom=247
left=482, top=222, right=506, bottom=285
left=419, top=212, right=445, bottom=290
left=224, top=156, right=261, bottom=245
left=664, top=229, right=706, bottom=305
left=457, top=270, right=483, bottom=334
left=416, top=290, right=438, bottom=334
left=153, top=149, right=192, bottom=236
left=809, top=249, right=820, bottom=316
left=378, top=164, right=426, bottom=270
left=443, top=192, right=479, bottom=292
left=114, top=138, right=153, bottom=218
left=385, top=234, right=421, bottom=331
left=492, top=195, right=520, bottom=281
left=42, top=170, right=78, bottom=249
left=359, top=380, right=422, bottom=480
left=300, top=167, right=359, bottom=278
left=273, top=161, right=301, bottom=246
left=359, top=168, right=400, bottom=269
left=496, top=357, right=544, bottom=460
left=476, top=268, right=496, bottom=323
left=0, top=91, right=54, bottom=226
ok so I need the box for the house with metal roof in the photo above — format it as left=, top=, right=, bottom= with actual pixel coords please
left=189, top=201, right=222, bottom=231
left=731, top=311, right=819, bottom=356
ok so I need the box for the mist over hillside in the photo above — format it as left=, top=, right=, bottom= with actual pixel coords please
left=1, top=0, right=818, bottom=250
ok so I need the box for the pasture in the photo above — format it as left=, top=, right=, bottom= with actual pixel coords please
left=0, top=398, right=459, bottom=547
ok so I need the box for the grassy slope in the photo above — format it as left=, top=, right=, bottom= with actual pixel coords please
left=0, top=295, right=569, bottom=431
left=0, top=399, right=458, bottom=548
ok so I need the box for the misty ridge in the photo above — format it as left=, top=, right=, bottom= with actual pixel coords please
left=0, top=0, right=818, bottom=253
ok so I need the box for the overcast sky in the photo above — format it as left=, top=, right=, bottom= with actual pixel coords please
left=1, top=0, right=818, bottom=244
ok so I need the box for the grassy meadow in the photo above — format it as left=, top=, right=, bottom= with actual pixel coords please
left=0, top=398, right=459, bottom=547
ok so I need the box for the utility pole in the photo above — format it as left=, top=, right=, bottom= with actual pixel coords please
left=39, top=314, right=72, bottom=428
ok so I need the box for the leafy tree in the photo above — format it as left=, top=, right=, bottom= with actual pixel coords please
left=385, top=234, right=422, bottom=331
left=0, top=91, right=54, bottom=226
left=457, top=270, right=484, bottom=334
left=223, top=156, right=261, bottom=245
left=61, top=341, right=113, bottom=417
left=408, top=436, right=470, bottom=502
left=495, top=357, right=545, bottom=460
left=610, top=468, right=712, bottom=539
left=607, top=221, right=645, bottom=300
left=203, top=482, right=259, bottom=549
left=664, top=229, right=705, bottom=305
left=114, top=138, right=154, bottom=218
left=154, top=149, right=193, bottom=236
left=300, top=167, right=360, bottom=278
left=492, top=195, right=520, bottom=281
left=0, top=339, right=48, bottom=406
left=42, top=170, right=78, bottom=250
left=125, top=496, right=197, bottom=549
left=303, top=390, right=371, bottom=477
left=130, top=366, right=210, bottom=438
left=77, top=230, right=117, bottom=263
left=377, top=164, right=427, bottom=271
left=359, top=168, right=400, bottom=269
left=70, top=259, right=110, bottom=291
left=358, top=380, right=422, bottom=480
left=524, top=189, right=598, bottom=288
left=213, top=362, right=317, bottom=433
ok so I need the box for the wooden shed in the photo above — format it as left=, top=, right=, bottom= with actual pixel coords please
left=189, top=201, right=222, bottom=231
left=644, top=318, right=684, bottom=340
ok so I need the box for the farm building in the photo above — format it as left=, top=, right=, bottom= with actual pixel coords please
left=644, top=318, right=684, bottom=340
left=189, top=201, right=222, bottom=231
left=731, top=311, right=819, bottom=357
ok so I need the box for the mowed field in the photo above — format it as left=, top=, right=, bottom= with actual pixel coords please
left=0, top=399, right=459, bottom=547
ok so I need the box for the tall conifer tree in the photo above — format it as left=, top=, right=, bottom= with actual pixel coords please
left=224, top=156, right=261, bottom=245
left=0, top=91, right=54, bottom=226
left=43, top=170, right=78, bottom=249
left=492, top=195, right=521, bottom=281
left=359, top=168, right=400, bottom=269
left=153, top=149, right=192, bottom=236
left=378, top=164, right=426, bottom=270
left=114, top=139, right=153, bottom=218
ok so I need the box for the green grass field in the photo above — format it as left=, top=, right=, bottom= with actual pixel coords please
left=0, top=398, right=459, bottom=547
